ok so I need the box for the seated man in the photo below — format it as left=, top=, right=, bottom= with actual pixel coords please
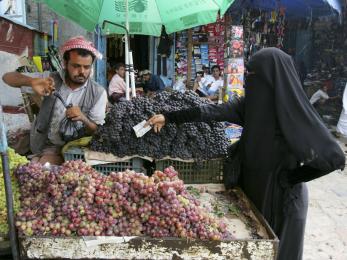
left=310, top=85, right=330, bottom=105
left=310, top=85, right=339, bottom=116
left=193, top=71, right=207, bottom=97
left=196, top=65, right=223, bottom=101
left=2, top=36, right=107, bottom=165
left=203, top=65, right=224, bottom=96
left=108, top=62, right=127, bottom=103
left=140, top=70, right=165, bottom=95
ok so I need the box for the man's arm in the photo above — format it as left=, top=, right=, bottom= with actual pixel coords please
left=65, top=107, right=98, bottom=134
left=2, top=72, right=55, bottom=96
left=2, top=72, right=34, bottom=87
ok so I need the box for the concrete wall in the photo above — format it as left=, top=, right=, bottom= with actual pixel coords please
left=0, top=50, right=27, bottom=106
left=25, top=0, right=94, bottom=45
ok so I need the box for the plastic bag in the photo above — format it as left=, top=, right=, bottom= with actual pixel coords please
left=54, top=91, right=85, bottom=142
left=59, top=117, right=85, bottom=142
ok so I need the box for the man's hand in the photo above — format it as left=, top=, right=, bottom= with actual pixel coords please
left=30, top=77, right=55, bottom=96
left=66, top=106, right=98, bottom=134
left=146, top=114, right=166, bottom=133
left=66, top=106, right=87, bottom=122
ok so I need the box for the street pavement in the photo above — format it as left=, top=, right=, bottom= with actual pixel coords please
left=303, top=140, right=347, bottom=260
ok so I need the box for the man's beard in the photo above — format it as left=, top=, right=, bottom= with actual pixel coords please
left=66, top=70, right=90, bottom=85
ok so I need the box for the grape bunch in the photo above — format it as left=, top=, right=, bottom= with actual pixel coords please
left=0, top=148, right=28, bottom=234
left=90, top=91, right=229, bottom=160
left=14, top=160, right=231, bottom=240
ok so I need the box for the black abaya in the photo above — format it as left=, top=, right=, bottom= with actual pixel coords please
left=163, top=48, right=345, bottom=260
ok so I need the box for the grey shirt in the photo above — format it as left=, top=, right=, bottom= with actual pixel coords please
left=25, top=72, right=107, bottom=146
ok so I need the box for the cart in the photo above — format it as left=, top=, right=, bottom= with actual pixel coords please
left=18, top=184, right=278, bottom=260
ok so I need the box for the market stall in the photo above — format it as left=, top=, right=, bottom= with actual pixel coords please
left=0, top=88, right=280, bottom=259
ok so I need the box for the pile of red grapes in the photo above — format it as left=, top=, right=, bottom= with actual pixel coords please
left=14, top=160, right=231, bottom=240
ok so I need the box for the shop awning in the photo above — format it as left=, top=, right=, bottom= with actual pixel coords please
left=230, top=0, right=342, bottom=17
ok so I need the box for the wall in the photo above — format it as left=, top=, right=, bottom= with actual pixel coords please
left=0, top=50, right=27, bottom=106
left=0, top=16, right=40, bottom=106
left=0, top=16, right=34, bottom=56
left=25, top=0, right=94, bottom=45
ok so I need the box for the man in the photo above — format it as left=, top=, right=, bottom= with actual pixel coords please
left=140, top=70, right=165, bottom=94
left=193, top=71, right=206, bottom=97
left=202, top=65, right=224, bottom=98
left=310, top=85, right=338, bottom=106
left=336, top=83, right=347, bottom=138
left=201, top=65, right=210, bottom=78
left=108, top=62, right=126, bottom=103
left=2, top=36, right=107, bottom=165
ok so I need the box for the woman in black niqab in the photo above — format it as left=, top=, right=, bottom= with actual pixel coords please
left=241, top=48, right=345, bottom=259
left=147, top=48, right=345, bottom=260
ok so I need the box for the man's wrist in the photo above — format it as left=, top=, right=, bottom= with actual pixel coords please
left=28, top=77, right=36, bottom=88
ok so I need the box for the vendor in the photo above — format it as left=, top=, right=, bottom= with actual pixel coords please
left=108, top=62, right=127, bottom=103
left=2, top=36, right=107, bottom=165
left=147, top=48, right=344, bottom=260
left=200, top=65, right=224, bottom=100
left=140, top=69, right=165, bottom=95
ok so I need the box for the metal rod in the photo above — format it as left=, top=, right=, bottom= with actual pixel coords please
left=0, top=106, right=20, bottom=259
left=129, top=51, right=136, bottom=98
left=124, top=0, right=131, bottom=100
left=1, top=152, right=20, bottom=260
left=102, top=18, right=133, bottom=100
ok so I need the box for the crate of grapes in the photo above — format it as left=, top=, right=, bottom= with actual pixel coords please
left=63, top=147, right=145, bottom=175
left=155, top=158, right=224, bottom=184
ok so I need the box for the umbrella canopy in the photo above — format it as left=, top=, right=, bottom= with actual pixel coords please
left=229, top=0, right=341, bottom=17
left=39, top=0, right=235, bottom=36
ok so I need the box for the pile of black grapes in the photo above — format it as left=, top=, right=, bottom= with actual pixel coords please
left=90, top=91, right=229, bottom=160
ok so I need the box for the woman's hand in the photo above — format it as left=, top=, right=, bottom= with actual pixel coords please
left=146, top=114, right=166, bottom=133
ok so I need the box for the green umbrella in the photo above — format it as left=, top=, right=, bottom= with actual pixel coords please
left=39, top=0, right=235, bottom=100
left=39, top=0, right=235, bottom=36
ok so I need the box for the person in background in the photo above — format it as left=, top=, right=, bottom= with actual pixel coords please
left=147, top=48, right=345, bottom=260
left=336, top=83, right=347, bottom=138
left=2, top=36, right=107, bottom=165
left=202, top=65, right=224, bottom=99
left=202, top=65, right=212, bottom=80
left=310, top=85, right=340, bottom=117
left=193, top=71, right=207, bottom=97
left=108, top=62, right=127, bottom=103
left=310, top=85, right=330, bottom=105
left=140, top=69, right=165, bottom=95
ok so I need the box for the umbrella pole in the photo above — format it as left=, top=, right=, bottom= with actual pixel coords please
left=129, top=51, right=136, bottom=98
left=0, top=107, right=20, bottom=260
left=124, top=0, right=130, bottom=100
left=125, top=38, right=130, bottom=100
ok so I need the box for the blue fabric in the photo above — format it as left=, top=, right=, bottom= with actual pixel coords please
left=143, top=74, right=165, bottom=92
left=230, top=0, right=341, bottom=17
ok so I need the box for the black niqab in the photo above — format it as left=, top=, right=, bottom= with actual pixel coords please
left=244, top=48, right=344, bottom=177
